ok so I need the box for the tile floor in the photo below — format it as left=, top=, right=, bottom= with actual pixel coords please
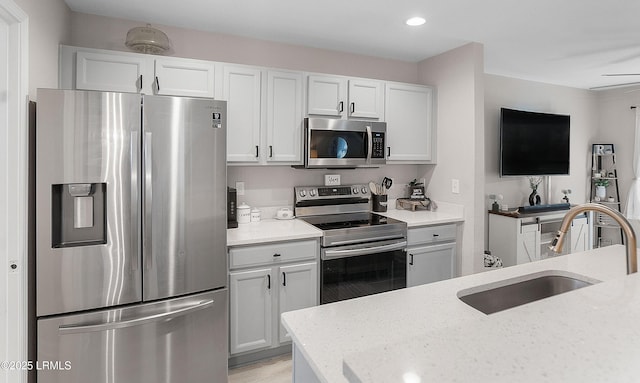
left=228, top=354, right=292, bottom=383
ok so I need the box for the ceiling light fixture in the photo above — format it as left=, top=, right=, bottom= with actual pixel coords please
left=406, top=17, right=426, bottom=26
left=125, top=24, right=171, bottom=55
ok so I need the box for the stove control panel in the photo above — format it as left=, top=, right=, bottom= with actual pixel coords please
left=295, top=184, right=370, bottom=201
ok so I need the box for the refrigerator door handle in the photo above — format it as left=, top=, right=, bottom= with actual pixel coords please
left=57, top=299, right=214, bottom=335
left=143, top=132, right=153, bottom=271
left=130, top=131, right=139, bottom=271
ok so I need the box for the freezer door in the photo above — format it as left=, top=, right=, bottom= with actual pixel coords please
left=37, top=289, right=228, bottom=383
left=36, top=89, right=142, bottom=316
left=142, top=96, right=227, bottom=301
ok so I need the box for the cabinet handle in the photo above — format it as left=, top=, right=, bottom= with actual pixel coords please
left=282, top=272, right=286, bottom=286
left=273, top=253, right=281, bottom=257
left=138, top=75, right=143, bottom=92
left=269, top=145, right=273, bottom=158
left=338, top=101, right=344, bottom=113
left=350, top=102, right=355, bottom=114
left=409, top=254, right=414, bottom=266
left=267, top=274, right=271, bottom=290
left=433, top=234, right=439, bottom=237
left=255, top=146, right=259, bottom=158
left=155, top=76, right=160, bottom=92
left=387, top=147, right=391, bottom=157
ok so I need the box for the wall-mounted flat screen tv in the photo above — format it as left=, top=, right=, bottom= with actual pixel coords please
left=500, top=108, right=570, bottom=176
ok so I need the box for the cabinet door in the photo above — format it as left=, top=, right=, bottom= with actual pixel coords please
left=76, top=51, right=151, bottom=93
left=407, top=243, right=455, bottom=287
left=224, top=66, right=262, bottom=162
left=307, top=75, right=346, bottom=117
left=384, top=82, right=435, bottom=163
left=266, top=71, right=303, bottom=163
left=348, top=79, right=383, bottom=120
left=517, top=223, right=541, bottom=264
left=570, top=216, right=590, bottom=253
left=229, top=268, right=273, bottom=354
left=278, top=262, right=318, bottom=344
left=154, top=57, right=215, bottom=97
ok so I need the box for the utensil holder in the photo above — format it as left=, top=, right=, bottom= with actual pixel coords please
left=372, top=194, right=388, bottom=212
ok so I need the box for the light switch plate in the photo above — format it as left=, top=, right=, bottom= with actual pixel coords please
left=452, top=179, right=460, bottom=194
left=235, top=181, right=245, bottom=196
left=325, top=174, right=341, bottom=186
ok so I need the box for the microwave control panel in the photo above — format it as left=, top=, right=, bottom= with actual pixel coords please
left=372, top=132, right=385, bottom=158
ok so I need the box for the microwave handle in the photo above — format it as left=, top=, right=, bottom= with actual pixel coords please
left=366, top=125, right=372, bottom=164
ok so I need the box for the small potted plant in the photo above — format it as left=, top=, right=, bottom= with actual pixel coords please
left=595, top=179, right=609, bottom=199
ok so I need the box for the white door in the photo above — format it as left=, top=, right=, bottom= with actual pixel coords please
left=223, top=66, right=262, bottom=163
left=76, top=51, right=151, bottom=93
left=266, top=70, right=303, bottom=163
left=154, top=57, right=215, bottom=97
left=517, top=224, right=541, bottom=264
left=348, top=79, right=383, bottom=119
left=307, top=75, right=346, bottom=117
left=384, top=83, right=434, bottom=162
left=229, top=268, right=273, bottom=354
left=407, top=243, right=456, bottom=287
left=278, top=262, right=318, bottom=343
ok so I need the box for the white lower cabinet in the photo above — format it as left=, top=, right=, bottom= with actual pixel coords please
left=489, top=212, right=591, bottom=267
left=406, top=224, right=457, bottom=287
left=229, top=239, right=318, bottom=356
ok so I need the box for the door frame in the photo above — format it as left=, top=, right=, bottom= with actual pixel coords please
left=0, top=1, right=29, bottom=382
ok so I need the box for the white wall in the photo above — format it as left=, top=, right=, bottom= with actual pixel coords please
left=484, top=74, right=600, bottom=245
left=14, top=0, right=70, bottom=98
left=69, top=12, right=419, bottom=84
left=417, top=43, right=485, bottom=275
left=228, top=165, right=421, bottom=216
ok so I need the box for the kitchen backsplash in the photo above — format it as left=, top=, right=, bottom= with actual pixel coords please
left=228, top=165, right=425, bottom=218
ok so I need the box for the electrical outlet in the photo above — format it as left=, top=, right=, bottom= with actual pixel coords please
left=235, top=181, right=245, bottom=196
left=324, top=174, right=341, bottom=186
left=451, top=179, right=460, bottom=194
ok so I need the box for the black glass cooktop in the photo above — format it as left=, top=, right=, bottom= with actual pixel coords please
left=300, top=212, right=401, bottom=231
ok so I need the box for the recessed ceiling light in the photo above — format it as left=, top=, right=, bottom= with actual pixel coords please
left=406, top=17, right=426, bottom=26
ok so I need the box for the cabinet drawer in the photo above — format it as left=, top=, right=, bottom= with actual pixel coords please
left=408, top=224, right=456, bottom=246
left=229, top=240, right=318, bottom=269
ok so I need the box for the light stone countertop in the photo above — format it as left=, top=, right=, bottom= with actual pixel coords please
left=281, top=245, right=632, bottom=383
left=376, top=200, right=464, bottom=227
left=227, top=218, right=322, bottom=247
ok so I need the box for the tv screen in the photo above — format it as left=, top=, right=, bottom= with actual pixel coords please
left=500, top=108, right=570, bottom=176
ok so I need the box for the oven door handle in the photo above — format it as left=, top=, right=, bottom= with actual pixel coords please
left=322, top=240, right=407, bottom=260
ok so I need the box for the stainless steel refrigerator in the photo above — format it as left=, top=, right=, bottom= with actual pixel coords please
left=35, top=89, right=228, bottom=383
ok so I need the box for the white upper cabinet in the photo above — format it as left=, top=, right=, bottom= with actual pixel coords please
left=266, top=70, right=303, bottom=163
left=307, top=75, right=346, bottom=117
left=75, top=51, right=152, bottom=94
left=65, top=46, right=215, bottom=98
left=384, top=82, right=436, bottom=163
left=307, top=75, right=383, bottom=120
left=153, top=57, right=215, bottom=97
left=223, top=65, right=262, bottom=163
left=347, top=79, right=384, bottom=119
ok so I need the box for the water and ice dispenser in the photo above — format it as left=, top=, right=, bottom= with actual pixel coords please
left=51, top=183, right=107, bottom=248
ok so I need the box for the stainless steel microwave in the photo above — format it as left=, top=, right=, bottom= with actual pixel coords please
left=303, top=118, right=387, bottom=168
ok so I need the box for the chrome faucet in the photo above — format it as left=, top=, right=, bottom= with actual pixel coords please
left=549, top=203, right=637, bottom=274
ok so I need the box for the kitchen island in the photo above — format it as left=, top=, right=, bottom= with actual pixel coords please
left=282, top=245, right=638, bottom=382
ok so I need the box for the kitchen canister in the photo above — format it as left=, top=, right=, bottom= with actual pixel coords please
left=251, top=208, right=261, bottom=222
left=237, top=203, right=251, bottom=224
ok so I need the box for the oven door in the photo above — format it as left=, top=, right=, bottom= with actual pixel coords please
left=320, top=238, right=406, bottom=304
left=304, top=118, right=386, bottom=168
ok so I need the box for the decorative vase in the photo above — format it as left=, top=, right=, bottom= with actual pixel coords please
left=528, top=188, right=538, bottom=206
left=596, top=186, right=606, bottom=199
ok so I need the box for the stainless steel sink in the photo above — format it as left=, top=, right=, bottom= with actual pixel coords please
left=457, top=271, right=599, bottom=314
